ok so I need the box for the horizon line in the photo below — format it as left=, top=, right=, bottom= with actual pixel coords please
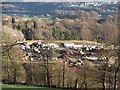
left=2, top=0, right=119, bottom=2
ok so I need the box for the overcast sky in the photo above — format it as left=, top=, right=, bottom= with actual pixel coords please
left=2, top=0, right=119, bottom=2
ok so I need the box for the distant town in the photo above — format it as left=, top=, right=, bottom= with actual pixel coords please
left=17, top=40, right=117, bottom=67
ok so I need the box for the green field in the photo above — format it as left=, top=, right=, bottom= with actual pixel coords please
left=1, top=84, right=64, bottom=90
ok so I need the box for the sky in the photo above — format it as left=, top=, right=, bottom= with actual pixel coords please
left=2, top=0, right=119, bottom=2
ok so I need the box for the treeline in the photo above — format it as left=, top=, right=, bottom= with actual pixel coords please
left=2, top=10, right=118, bottom=44
left=2, top=39, right=120, bottom=89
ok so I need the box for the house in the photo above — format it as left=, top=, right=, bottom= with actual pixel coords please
left=83, top=56, right=98, bottom=61
left=74, top=45, right=83, bottom=49
left=47, top=43, right=59, bottom=48
left=63, top=43, right=75, bottom=49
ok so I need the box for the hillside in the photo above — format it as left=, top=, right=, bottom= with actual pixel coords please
left=2, top=14, right=118, bottom=44
left=1, top=2, right=120, bottom=89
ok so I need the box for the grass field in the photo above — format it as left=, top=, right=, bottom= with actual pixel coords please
left=1, top=84, right=64, bottom=90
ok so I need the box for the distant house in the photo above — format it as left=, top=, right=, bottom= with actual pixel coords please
left=60, top=43, right=90, bottom=49
left=74, top=45, right=83, bottom=49
left=42, top=43, right=59, bottom=48
left=83, top=56, right=98, bottom=61
left=63, top=43, right=75, bottom=49
left=47, top=43, right=59, bottom=48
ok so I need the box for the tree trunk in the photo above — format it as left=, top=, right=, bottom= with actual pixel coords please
left=13, top=68, right=17, bottom=84
left=113, top=65, right=119, bottom=90
left=58, top=70, right=61, bottom=87
left=74, top=79, right=78, bottom=90
left=62, top=61, right=65, bottom=88
left=8, top=51, right=17, bottom=84
left=44, top=55, right=50, bottom=87
left=22, top=63, right=32, bottom=85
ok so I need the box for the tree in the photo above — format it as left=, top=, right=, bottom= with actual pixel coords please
left=2, top=42, right=25, bottom=84
left=40, top=47, right=53, bottom=87
left=113, top=19, right=120, bottom=89
left=12, top=17, right=15, bottom=24
left=52, top=27, right=61, bottom=40
left=33, top=21, right=38, bottom=29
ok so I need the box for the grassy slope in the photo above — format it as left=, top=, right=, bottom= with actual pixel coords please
left=2, top=84, right=64, bottom=90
